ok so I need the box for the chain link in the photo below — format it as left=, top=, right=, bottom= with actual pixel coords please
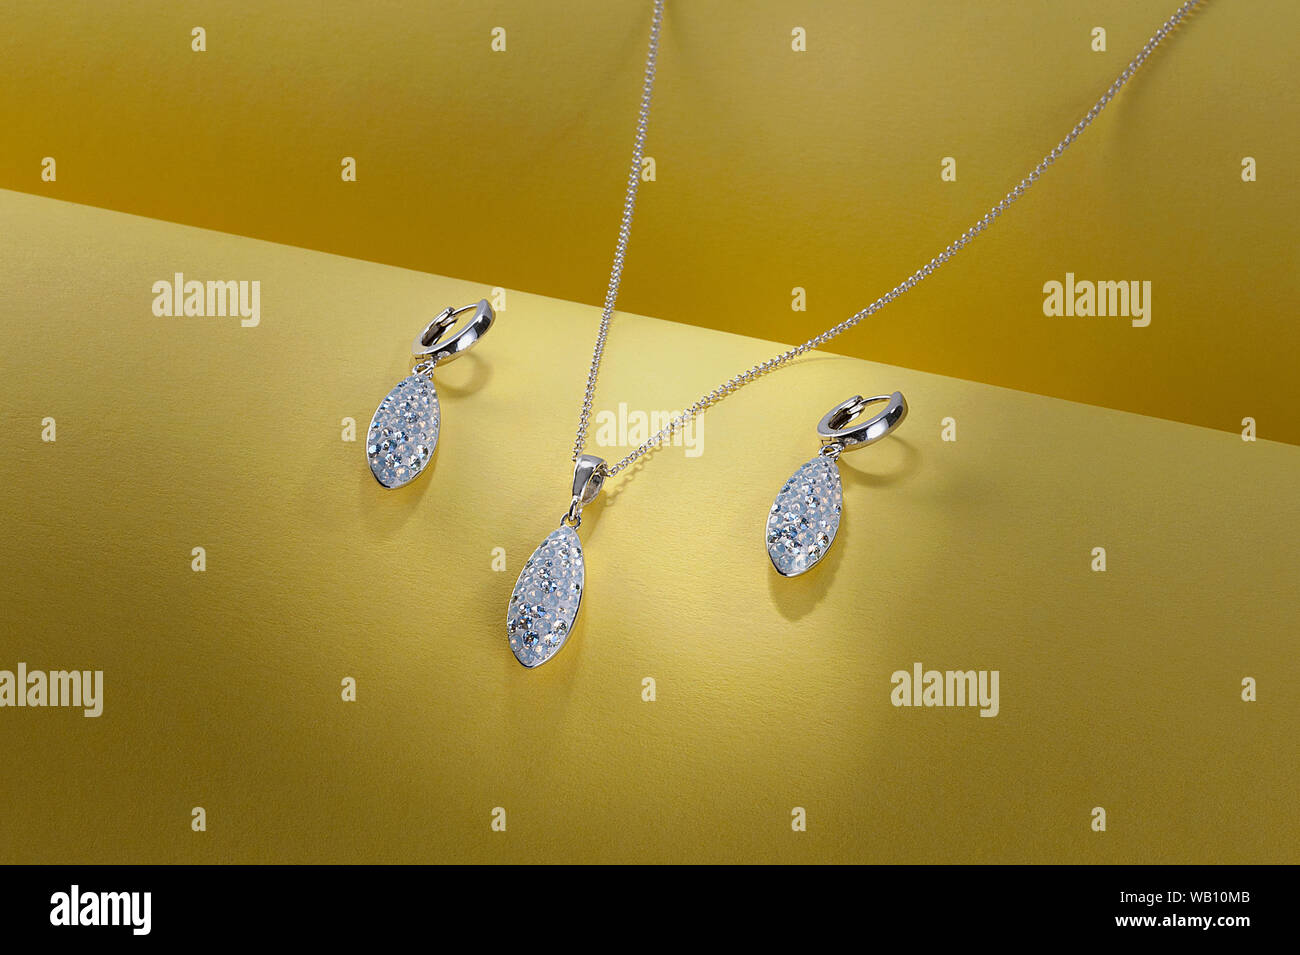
left=571, top=0, right=665, bottom=464
left=575, top=0, right=1202, bottom=477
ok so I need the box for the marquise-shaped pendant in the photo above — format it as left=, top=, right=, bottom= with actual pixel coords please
left=765, top=454, right=843, bottom=577
left=366, top=374, right=441, bottom=488
left=507, top=526, right=585, bottom=668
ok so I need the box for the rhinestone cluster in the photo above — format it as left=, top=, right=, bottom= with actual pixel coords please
left=766, top=455, right=843, bottom=577
left=507, top=526, right=584, bottom=668
left=366, top=374, right=440, bottom=488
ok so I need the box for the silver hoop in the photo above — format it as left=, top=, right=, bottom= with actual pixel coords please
left=412, top=299, right=495, bottom=366
left=817, top=392, right=907, bottom=453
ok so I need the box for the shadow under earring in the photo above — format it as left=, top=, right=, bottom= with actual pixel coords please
left=366, top=299, right=495, bottom=489
left=766, top=391, right=908, bottom=577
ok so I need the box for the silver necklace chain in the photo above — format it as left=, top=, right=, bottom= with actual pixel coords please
left=574, top=0, right=1201, bottom=477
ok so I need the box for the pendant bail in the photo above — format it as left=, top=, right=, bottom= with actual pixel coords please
left=563, top=454, right=607, bottom=527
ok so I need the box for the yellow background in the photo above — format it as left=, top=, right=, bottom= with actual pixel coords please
left=1, top=1, right=1297, bottom=441
left=1, top=190, right=1295, bottom=863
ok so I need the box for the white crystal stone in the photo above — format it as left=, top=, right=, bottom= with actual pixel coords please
left=507, top=526, right=584, bottom=668
left=766, top=454, right=843, bottom=577
left=366, top=374, right=440, bottom=488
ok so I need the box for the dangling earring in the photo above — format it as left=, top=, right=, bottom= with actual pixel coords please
left=366, top=299, right=495, bottom=488
left=766, top=391, right=907, bottom=576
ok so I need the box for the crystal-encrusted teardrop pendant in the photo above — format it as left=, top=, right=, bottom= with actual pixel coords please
left=366, top=374, right=440, bottom=488
left=766, top=454, right=843, bottom=577
left=507, top=455, right=606, bottom=669
left=507, top=526, right=585, bottom=667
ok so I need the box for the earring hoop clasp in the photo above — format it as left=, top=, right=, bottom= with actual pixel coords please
left=412, top=299, right=495, bottom=366
left=817, top=391, right=907, bottom=453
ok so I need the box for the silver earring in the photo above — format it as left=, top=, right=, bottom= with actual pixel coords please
left=366, top=299, right=495, bottom=488
left=766, top=391, right=908, bottom=577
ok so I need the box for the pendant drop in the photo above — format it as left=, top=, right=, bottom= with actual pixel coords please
left=767, top=391, right=908, bottom=578
left=766, top=454, right=843, bottom=577
left=507, top=526, right=585, bottom=668
left=507, top=454, right=606, bottom=668
left=367, top=374, right=440, bottom=488
left=364, top=299, right=495, bottom=489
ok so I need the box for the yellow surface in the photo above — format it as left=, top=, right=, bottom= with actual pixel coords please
left=0, top=189, right=1295, bottom=863
left=1, top=1, right=1296, bottom=442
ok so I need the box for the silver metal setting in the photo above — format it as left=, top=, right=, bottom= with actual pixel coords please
left=412, top=299, right=494, bottom=367
left=367, top=299, right=495, bottom=489
left=506, top=454, right=608, bottom=668
left=817, top=392, right=908, bottom=453
left=767, top=390, right=907, bottom=577
left=563, top=454, right=608, bottom=528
